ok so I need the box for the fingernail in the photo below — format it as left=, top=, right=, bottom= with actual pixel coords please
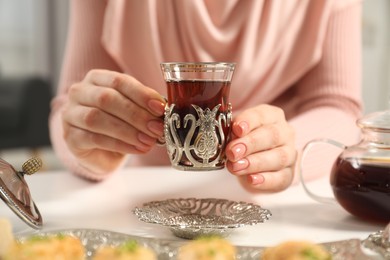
left=230, top=143, right=246, bottom=161
left=135, top=145, right=152, bottom=152
left=137, top=132, right=156, bottom=145
left=134, top=140, right=151, bottom=152
left=147, top=120, right=164, bottom=136
left=248, top=174, right=265, bottom=185
left=231, top=159, right=249, bottom=171
left=234, top=121, right=249, bottom=136
left=148, top=99, right=165, bottom=116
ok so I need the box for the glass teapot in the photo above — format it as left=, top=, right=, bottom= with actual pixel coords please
left=299, top=109, right=390, bottom=223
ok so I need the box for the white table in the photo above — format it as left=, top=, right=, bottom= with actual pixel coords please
left=0, top=167, right=385, bottom=249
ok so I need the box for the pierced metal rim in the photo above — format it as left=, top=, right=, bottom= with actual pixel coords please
left=133, top=198, right=272, bottom=229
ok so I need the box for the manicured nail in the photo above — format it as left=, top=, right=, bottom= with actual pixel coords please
left=248, top=174, right=265, bottom=185
left=134, top=140, right=151, bottom=152
left=147, top=120, right=164, bottom=136
left=232, top=159, right=249, bottom=172
left=231, top=143, right=246, bottom=161
left=234, top=121, right=249, bottom=136
left=137, top=132, right=156, bottom=145
left=135, top=145, right=151, bottom=152
left=148, top=99, right=165, bottom=116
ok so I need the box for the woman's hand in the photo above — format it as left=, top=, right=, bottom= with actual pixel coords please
left=61, top=69, right=166, bottom=175
left=226, top=104, right=296, bottom=192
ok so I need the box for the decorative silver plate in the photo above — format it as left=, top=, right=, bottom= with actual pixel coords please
left=362, top=222, right=390, bottom=259
left=133, top=198, right=271, bottom=239
left=16, top=229, right=372, bottom=260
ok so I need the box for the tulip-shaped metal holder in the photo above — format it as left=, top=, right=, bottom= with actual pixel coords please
left=0, top=157, right=43, bottom=229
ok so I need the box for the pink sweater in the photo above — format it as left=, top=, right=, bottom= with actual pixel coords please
left=50, top=0, right=363, bottom=181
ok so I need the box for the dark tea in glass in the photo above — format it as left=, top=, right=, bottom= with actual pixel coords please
left=167, top=79, right=231, bottom=145
left=160, top=62, right=235, bottom=171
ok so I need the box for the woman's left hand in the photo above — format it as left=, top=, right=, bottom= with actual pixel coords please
left=226, top=104, right=296, bottom=192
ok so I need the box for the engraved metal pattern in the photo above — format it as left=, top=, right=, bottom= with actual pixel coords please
left=362, top=222, right=390, bottom=259
left=163, top=103, right=232, bottom=170
left=17, top=229, right=371, bottom=259
left=133, top=198, right=271, bottom=239
left=22, top=157, right=42, bottom=175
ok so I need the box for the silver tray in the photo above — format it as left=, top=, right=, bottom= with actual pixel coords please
left=17, top=229, right=372, bottom=260
left=362, top=223, right=390, bottom=259
left=133, top=198, right=272, bottom=239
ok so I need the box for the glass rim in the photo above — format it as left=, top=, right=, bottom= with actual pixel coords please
left=160, top=62, right=235, bottom=72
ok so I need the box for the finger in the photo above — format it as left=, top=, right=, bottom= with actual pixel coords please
left=226, top=122, right=294, bottom=161
left=64, top=124, right=150, bottom=154
left=63, top=104, right=157, bottom=149
left=232, top=104, right=286, bottom=137
left=69, top=83, right=164, bottom=138
left=238, top=168, right=294, bottom=192
left=227, top=145, right=297, bottom=174
left=85, top=70, right=166, bottom=116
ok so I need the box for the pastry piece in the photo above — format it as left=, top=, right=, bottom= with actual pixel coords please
left=177, top=236, right=236, bottom=260
left=93, top=240, right=157, bottom=260
left=0, top=218, right=14, bottom=258
left=261, top=240, right=332, bottom=260
left=4, top=234, right=85, bottom=260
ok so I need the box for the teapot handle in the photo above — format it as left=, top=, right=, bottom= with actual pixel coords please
left=298, top=138, right=347, bottom=205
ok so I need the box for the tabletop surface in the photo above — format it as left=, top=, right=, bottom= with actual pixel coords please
left=0, top=166, right=386, bottom=251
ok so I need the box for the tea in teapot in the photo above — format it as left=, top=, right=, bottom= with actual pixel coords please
left=300, top=110, right=390, bottom=223
left=331, top=157, right=389, bottom=223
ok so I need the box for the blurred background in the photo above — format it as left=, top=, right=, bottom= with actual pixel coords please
left=0, top=0, right=389, bottom=171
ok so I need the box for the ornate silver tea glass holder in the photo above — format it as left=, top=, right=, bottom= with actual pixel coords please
left=162, top=103, right=232, bottom=171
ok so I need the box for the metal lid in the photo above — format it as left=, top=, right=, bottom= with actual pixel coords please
left=0, top=157, right=43, bottom=229
left=357, top=109, right=390, bottom=132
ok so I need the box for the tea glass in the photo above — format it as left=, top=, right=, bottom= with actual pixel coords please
left=159, top=62, right=235, bottom=171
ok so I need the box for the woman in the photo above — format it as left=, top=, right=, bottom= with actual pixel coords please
left=50, top=0, right=363, bottom=192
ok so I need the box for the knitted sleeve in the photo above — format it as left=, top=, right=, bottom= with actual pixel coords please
left=291, top=3, right=363, bottom=182
left=49, top=0, right=126, bottom=181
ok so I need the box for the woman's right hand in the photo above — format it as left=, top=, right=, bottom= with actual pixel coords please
left=61, top=69, right=166, bottom=175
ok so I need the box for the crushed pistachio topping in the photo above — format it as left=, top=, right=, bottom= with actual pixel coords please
left=119, top=240, right=139, bottom=253
left=301, top=248, right=331, bottom=260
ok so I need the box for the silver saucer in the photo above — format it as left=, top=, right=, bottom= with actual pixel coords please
left=133, top=198, right=272, bottom=239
